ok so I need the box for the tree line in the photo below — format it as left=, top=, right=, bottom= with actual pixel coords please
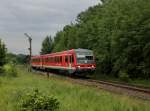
left=41, top=0, right=150, bottom=79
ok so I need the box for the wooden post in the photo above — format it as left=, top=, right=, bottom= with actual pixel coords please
left=47, top=71, right=49, bottom=78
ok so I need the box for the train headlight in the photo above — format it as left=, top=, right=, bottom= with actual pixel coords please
left=78, top=66, right=80, bottom=68
left=92, top=65, right=94, bottom=68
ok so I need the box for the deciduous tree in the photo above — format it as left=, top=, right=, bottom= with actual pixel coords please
left=40, top=36, right=53, bottom=54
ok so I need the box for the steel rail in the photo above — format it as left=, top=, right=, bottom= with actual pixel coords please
left=85, top=79, right=150, bottom=94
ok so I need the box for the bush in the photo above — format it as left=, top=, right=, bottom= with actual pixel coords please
left=20, top=89, right=60, bottom=111
left=118, top=71, right=130, bottom=82
left=3, top=64, right=18, bottom=77
left=0, top=78, right=1, bottom=86
left=0, top=67, right=5, bottom=76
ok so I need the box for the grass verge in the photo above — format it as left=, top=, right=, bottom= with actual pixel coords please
left=0, top=66, right=149, bottom=111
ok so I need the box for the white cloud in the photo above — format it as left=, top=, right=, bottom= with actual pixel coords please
left=0, top=0, right=100, bottom=54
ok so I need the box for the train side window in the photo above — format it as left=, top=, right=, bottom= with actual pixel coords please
left=70, top=56, right=72, bottom=63
left=55, top=57, right=57, bottom=63
left=56, top=57, right=58, bottom=63
left=46, top=58, right=48, bottom=62
left=70, top=55, right=74, bottom=63
left=52, top=57, right=54, bottom=63
left=60, top=56, right=62, bottom=63
left=65, top=56, right=68, bottom=63
left=58, top=57, right=60, bottom=63
left=52, top=57, right=53, bottom=62
left=50, top=57, right=52, bottom=62
left=57, top=57, right=59, bottom=63
left=51, top=57, right=53, bottom=62
left=72, top=55, right=74, bottom=63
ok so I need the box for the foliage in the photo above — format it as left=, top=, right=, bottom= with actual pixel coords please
left=16, top=54, right=28, bottom=64
left=6, top=53, right=28, bottom=64
left=40, top=36, right=53, bottom=55
left=20, top=89, right=59, bottom=111
left=3, top=64, right=18, bottom=77
left=51, top=0, right=150, bottom=79
left=118, top=71, right=130, bottom=82
left=6, top=53, right=17, bottom=64
left=0, top=67, right=5, bottom=75
left=0, top=39, right=7, bottom=67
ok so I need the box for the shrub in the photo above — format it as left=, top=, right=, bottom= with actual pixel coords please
left=118, top=71, right=130, bottom=82
left=20, top=89, right=59, bottom=111
left=3, top=64, right=18, bottom=77
left=0, top=78, right=1, bottom=85
left=0, top=66, right=5, bottom=76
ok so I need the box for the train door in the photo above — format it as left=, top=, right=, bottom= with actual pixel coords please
left=64, top=54, right=74, bottom=68
left=65, top=55, right=69, bottom=67
left=69, top=54, right=74, bottom=68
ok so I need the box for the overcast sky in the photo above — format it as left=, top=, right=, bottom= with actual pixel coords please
left=0, top=0, right=100, bottom=55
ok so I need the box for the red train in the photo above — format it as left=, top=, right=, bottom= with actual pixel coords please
left=31, top=49, right=96, bottom=75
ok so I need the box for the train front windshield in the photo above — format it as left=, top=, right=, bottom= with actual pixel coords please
left=76, top=51, right=95, bottom=64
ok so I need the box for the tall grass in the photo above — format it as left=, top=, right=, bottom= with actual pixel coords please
left=0, top=66, right=149, bottom=111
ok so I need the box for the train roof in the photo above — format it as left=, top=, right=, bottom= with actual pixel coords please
left=74, top=49, right=93, bottom=53
left=31, top=48, right=93, bottom=58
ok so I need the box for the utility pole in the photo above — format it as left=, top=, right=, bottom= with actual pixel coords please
left=24, top=33, right=32, bottom=71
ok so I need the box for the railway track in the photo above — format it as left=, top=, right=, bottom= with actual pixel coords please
left=70, top=78, right=150, bottom=101
left=33, top=70, right=150, bottom=101
left=86, top=79, right=150, bottom=94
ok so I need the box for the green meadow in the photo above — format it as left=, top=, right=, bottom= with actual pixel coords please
left=0, top=67, right=149, bottom=111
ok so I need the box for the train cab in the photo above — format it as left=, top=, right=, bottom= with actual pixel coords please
left=74, top=49, right=96, bottom=73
